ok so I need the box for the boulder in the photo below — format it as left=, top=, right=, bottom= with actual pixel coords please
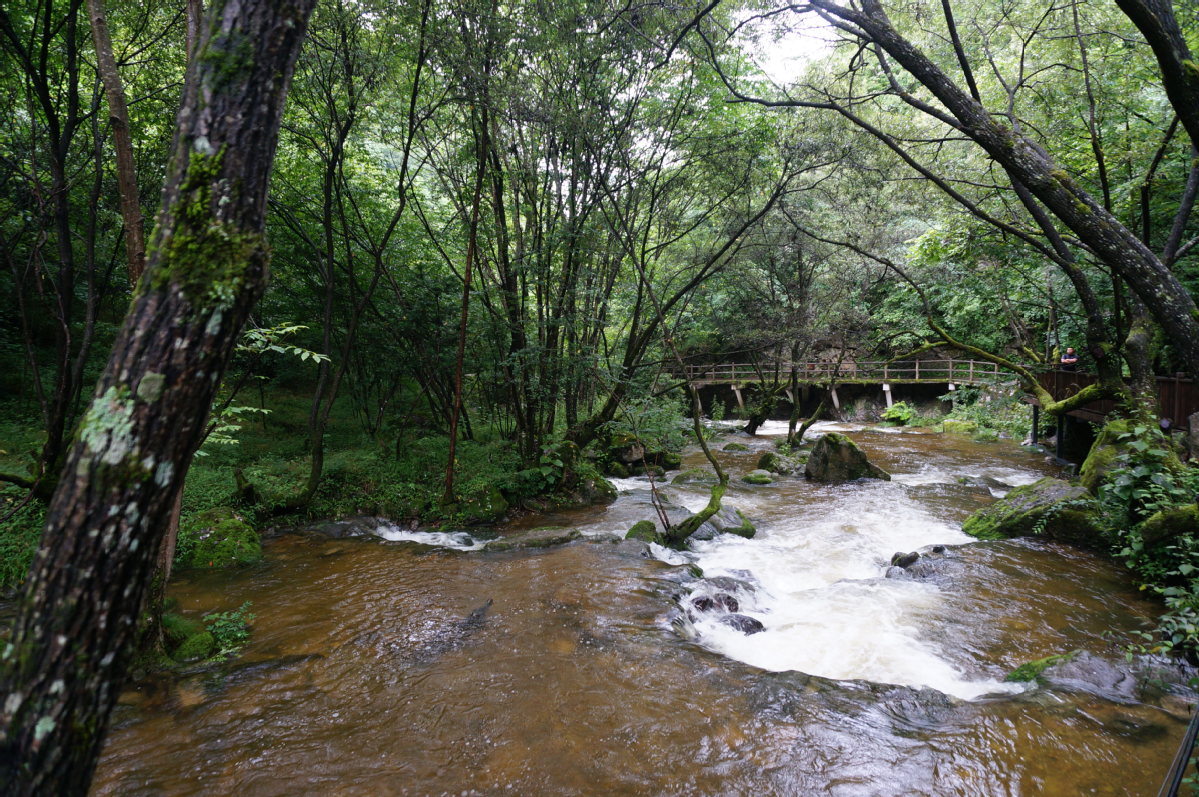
left=1079, top=419, right=1185, bottom=495
left=660, top=451, right=683, bottom=471
left=942, top=419, right=978, bottom=435
left=720, top=614, right=765, bottom=634
left=672, top=468, right=719, bottom=485
left=172, top=631, right=216, bottom=662
left=625, top=520, right=662, bottom=544
left=178, top=507, right=262, bottom=569
left=299, top=515, right=382, bottom=539
left=709, top=506, right=756, bottom=538
left=804, top=433, right=891, bottom=482
left=757, top=450, right=796, bottom=474
left=890, top=551, right=919, bottom=568
left=742, top=469, right=775, bottom=485
left=1139, top=504, right=1199, bottom=544
left=722, top=442, right=750, bottom=452
left=961, top=477, right=1101, bottom=545
left=484, top=527, right=581, bottom=552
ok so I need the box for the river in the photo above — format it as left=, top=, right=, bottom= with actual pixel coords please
left=92, top=422, right=1195, bottom=795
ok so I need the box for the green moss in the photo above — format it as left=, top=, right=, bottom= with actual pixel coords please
left=172, top=631, right=216, bottom=662
left=742, top=469, right=774, bottom=485
left=150, top=148, right=267, bottom=310
left=1139, top=504, right=1199, bottom=545
left=942, top=419, right=978, bottom=435
left=1005, top=650, right=1079, bottom=682
left=161, top=612, right=204, bottom=648
left=625, top=520, right=661, bottom=544
left=672, top=468, right=718, bottom=485
left=961, top=477, right=1100, bottom=545
left=199, top=26, right=257, bottom=88
left=722, top=442, right=749, bottom=452
left=177, top=506, right=262, bottom=568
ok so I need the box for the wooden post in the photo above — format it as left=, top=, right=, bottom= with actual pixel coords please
left=915, top=360, right=920, bottom=381
left=1031, top=404, right=1040, bottom=446
left=733, top=385, right=744, bottom=409
left=883, top=383, right=892, bottom=408
left=830, top=386, right=841, bottom=410
left=969, top=360, right=974, bottom=383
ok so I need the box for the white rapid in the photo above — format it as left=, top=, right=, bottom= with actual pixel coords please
left=628, top=421, right=1043, bottom=699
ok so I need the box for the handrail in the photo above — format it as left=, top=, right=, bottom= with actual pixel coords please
left=681, top=359, right=1005, bottom=385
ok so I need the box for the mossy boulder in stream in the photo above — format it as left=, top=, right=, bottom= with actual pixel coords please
left=1079, top=419, right=1185, bottom=495
left=708, top=506, right=755, bottom=538
left=804, top=433, right=890, bottom=482
left=177, top=507, right=262, bottom=569
left=742, top=469, right=774, bottom=485
left=722, top=441, right=750, bottom=452
left=961, top=477, right=1100, bottom=545
left=672, top=468, right=719, bottom=485
left=625, top=520, right=662, bottom=544
left=172, top=631, right=216, bottom=662
left=1139, top=504, right=1199, bottom=544
left=1005, top=650, right=1080, bottom=683
left=757, top=451, right=797, bottom=474
left=483, top=527, right=581, bottom=552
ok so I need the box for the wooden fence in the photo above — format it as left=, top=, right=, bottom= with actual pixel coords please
left=1035, top=370, right=1198, bottom=426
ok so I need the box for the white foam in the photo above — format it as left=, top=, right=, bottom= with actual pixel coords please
left=373, top=526, right=486, bottom=551
left=667, top=481, right=1020, bottom=700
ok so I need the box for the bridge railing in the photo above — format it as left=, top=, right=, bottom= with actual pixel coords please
left=682, top=359, right=1004, bottom=385
left=1035, top=369, right=1198, bottom=425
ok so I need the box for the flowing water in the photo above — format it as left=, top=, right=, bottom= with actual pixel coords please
left=93, top=422, right=1195, bottom=795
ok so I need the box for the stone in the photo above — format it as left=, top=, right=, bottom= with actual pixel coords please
left=723, top=442, right=750, bottom=452
left=178, top=507, right=263, bottom=569
left=1079, top=419, right=1184, bottom=495
left=709, top=506, right=756, bottom=539
left=1139, top=504, right=1199, bottom=545
left=742, top=469, right=775, bottom=485
left=660, top=451, right=683, bottom=471
left=942, top=419, right=978, bottom=435
left=757, top=451, right=795, bottom=474
left=625, top=520, right=662, bottom=544
left=804, top=433, right=890, bottom=482
left=1188, top=411, right=1199, bottom=461
left=891, top=551, right=919, bottom=568
left=720, top=614, right=765, bottom=634
left=961, top=477, right=1101, bottom=546
left=172, top=631, right=216, bottom=662
left=484, top=527, right=582, bottom=552
left=672, top=468, right=719, bottom=485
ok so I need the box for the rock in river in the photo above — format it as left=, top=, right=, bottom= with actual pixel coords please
left=804, top=432, right=890, bottom=482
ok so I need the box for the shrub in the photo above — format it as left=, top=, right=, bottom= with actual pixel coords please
left=880, top=401, right=915, bottom=425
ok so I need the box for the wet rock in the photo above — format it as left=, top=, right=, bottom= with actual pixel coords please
left=1034, top=650, right=1137, bottom=701
left=720, top=614, right=765, bottom=634
left=961, top=477, right=1101, bottom=546
left=707, top=575, right=756, bottom=594
left=723, top=442, right=750, bottom=452
left=671, top=468, right=719, bottom=486
left=891, top=551, right=919, bottom=568
left=631, top=464, right=666, bottom=478
left=483, top=527, right=581, bottom=552
left=179, top=507, right=263, bottom=568
left=1005, top=650, right=1080, bottom=683
left=757, top=451, right=798, bottom=474
left=742, top=469, right=775, bottom=485
left=298, top=515, right=383, bottom=539
left=804, top=433, right=890, bottom=482
left=708, top=506, right=756, bottom=539
left=715, top=593, right=739, bottom=612
left=660, top=451, right=683, bottom=471
left=625, top=520, right=662, bottom=544
left=884, top=566, right=910, bottom=580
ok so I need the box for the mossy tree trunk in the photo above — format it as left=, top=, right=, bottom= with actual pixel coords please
left=0, top=0, right=316, bottom=792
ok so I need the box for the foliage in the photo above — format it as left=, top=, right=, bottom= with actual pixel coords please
left=203, top=601, right=256, bottom=660
left=1094, top=423, right=1199, bottom=656
left=880, top=401, right=916, bottom=425
left=0, top=486, right=44, bottom=592
left=938, top=387, right=1028, bottom=440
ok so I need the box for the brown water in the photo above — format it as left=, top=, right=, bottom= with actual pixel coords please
left=93, top=423, right=1195, bottom=795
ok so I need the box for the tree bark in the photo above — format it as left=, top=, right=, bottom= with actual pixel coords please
left=85, top=0, right=146, bottom=287
left=0, top=0, right=315, bottom=792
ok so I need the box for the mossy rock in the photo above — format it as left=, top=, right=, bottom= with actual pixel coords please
left=804, top=433, right=890, bottom=482
left=1005, top=650, right=1080, bottom=683
left=757, top=451, right=796, bottom=474
left=1140, top=504, right=1199, bottom=545
left=631, top=464, right=666, bottom=478
left=742, top=469, right=775, bottom=485
left=178, top=507, right=262, bottom=569
left=605, top=461, right=630, bottom=478
left=1079, top=419, right=1185, bottom=495
left=172, top=631, right=216, bottom=662
left=672, top=468, right=719, bottom=485
left=709, top=506, right=755, bottom=538
left=659, top=451, right=683, bottom=471
left=162, top=612, right=204, bottom=649
left=459, top=487, right=509, bottom=524
left=973, top=428, right=1000, bottom=443
left=961, top=477, right=1100, bottom=545
left=722, top=442, right=750, bottom=452
left=625, top=520, right=662, bottom=544
left=942, top=419, right=978, bottom=435
left=484, top=527, right=582, bottom=552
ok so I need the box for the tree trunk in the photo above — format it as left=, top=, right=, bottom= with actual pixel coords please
left=85, top=0, right=145, bottom=287
left=0, top=0, right=315, bottom=791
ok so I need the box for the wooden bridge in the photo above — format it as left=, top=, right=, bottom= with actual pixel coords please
left=683, top=359, right=1003, bottom=386
left=1034, top=369, right=1198, bottom=427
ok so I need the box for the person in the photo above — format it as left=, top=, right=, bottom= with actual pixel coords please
left=1059, top=346, right=1079, bottom=371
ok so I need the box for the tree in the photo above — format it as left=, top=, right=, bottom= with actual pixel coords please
left=0, top=0, right=316, bottom=791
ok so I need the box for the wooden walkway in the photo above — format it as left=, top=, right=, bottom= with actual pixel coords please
left=683, top=359, right=1003, bottom=386
left=1035, top=369, right=1198, bottom=427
